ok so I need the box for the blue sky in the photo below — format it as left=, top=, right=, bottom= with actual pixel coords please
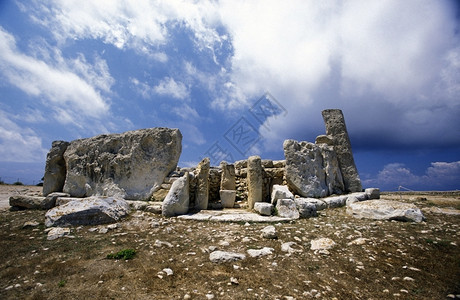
left=0, top=0, right=459, bottom=191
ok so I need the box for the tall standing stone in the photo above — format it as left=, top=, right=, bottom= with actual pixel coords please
left=322, top=109, right=362, bottom=192
left=247, top=156, right=263, bottom=209
left=220, top=161, right=236, bottom=190
left=194, top=157, right=210, bottom=210
left=43, top=141, right=70, bottom=196
left=319, top=144, right=345, bottom=195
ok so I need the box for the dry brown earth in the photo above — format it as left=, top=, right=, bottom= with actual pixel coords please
left=0, top=185, right=459, bottom=299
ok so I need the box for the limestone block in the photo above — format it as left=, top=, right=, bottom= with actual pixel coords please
left=276, top=199, right=299, bottom=219
left=261, top=159, right=274, bottom=168
left=271, top=184, right=294, bottom=205
left=283, top=140, right=328, bottom=198
left=45, top=196, right=130, bottom=227
left=220, top=190, right=236, bottom=208
left=272, top=160, right=285, bottom=168
left=294, top=198, right=317, bottom=218
left=43, top=140, right=69, bottom=196
left=220, top=161, right=236, bottom=190
left=162, top=173, right=190, bottom=217
left=62, top=128, right=182, bottom=200
left=322, top=195, right=348, bottom=208
left=347, top=200, right=425, bottom=223
left=247, top=156, right=263, bottom=209
left=195, top=158, right=210, bottom=210
left=254, top=202, right=273, bottom=216
left=322, top=109, right=362, bottom=192
left=296, top=198, right=327, bottom=211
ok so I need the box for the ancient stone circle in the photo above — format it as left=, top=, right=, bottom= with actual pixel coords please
left=9, top=109, right=425, bottom=227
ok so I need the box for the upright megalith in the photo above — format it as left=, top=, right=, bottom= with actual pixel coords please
left=220, top=161, right=236, bottom=190
left=162, top=173, right=190, bottom=217
left=319, top=144, right=345, bottom=195
left=247, top=155, right=263, bottom=209
left=322, top=109, right=362, bottom=192
left=62, top=128, right=182, bottom=200
left=43, top=141, right=70, bottom=196
left=283, top=140, right=328, bottom=198
left=194, top=157, right=210, bottom=210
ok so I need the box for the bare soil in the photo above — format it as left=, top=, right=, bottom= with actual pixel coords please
left=0, top=186, right=459, bottom=299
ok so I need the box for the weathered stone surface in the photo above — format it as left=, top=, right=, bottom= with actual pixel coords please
left=260, top=225, right=277, bottom=239
left=254, top=202, right=273, bottom=216
left=9, top=195, right=55, bottom=210
left=365, top=188, right=380, bottom=200
left=220, top=161, right=236, bottom=190
left=283, top=140, right=328, bottom=198
left=209, top=251, right=246, bottom=263
left=43, top=141, right=70, bottom=196
left=62, top=128, right=182, bottom=200
left=271, top=184, right=294, bottom=205
left=276, top=199, right=299, bottom=219
left=247, top=156, right=263, bottom=209
left=347, top=200, right=425, bottom=222
left=220, top=190, right=236, bottom=208
left=178, top=209, right=291, bottom=222
left=319, top=144, right=345, bottom=195
left=45, top=196, right=130, bottom=227
left=162, top=173, right=189, bottom=217
left=194, top=158, right=210, bottom=210
left=294, top=198, right=317, bottom=218
left=315, top=135, right=334, bottom=146
left=322, top=109, right=362, bottom=192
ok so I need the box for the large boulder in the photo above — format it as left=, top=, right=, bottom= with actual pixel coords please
left=162, top=173, right=190, bottom=217
left=347, top=200, right=425, bottom=223
left=283, top=140, right=328, bottom=198
left=194, top=158, right=210, bottom=210
left=322, top=109, right=362, bottom=193
left=45, top=196, right=130, bottom=227
left=43, top=141, right=70, bottom=196
left=62, top=128, right=182, bottom=200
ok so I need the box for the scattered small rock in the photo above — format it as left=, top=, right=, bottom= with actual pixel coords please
left=260, top=225, right=277, bottom=239
left=247, top=247, right=274, bottom=258
left=47, top=227, right=71, bottom=240
left=209, top=251, right=246, bottom=263
left=310, top=238, right=336, bottom=250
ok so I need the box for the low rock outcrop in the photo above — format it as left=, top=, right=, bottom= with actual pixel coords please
left=9, top=195, right=56, bottom=210
left=347, top=200, right=425, bottom=222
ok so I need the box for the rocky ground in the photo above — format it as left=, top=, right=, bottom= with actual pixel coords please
left=0, top=185, right=459, bottom=299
